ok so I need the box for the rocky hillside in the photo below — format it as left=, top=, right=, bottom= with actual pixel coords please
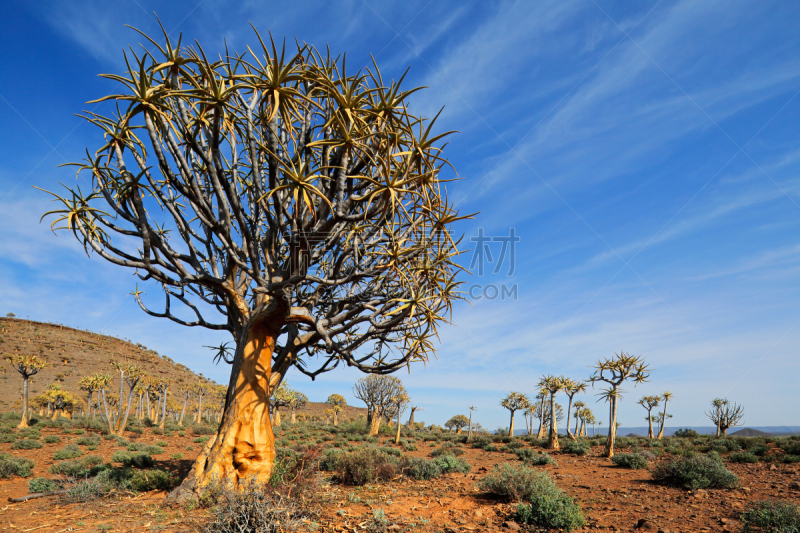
left=0, top=317, right=366, bottom=420
left=0, top=317, right=220, bottom=410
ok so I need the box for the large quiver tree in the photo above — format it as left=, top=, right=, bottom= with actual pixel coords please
left=41, top=25, right=467, bottom=501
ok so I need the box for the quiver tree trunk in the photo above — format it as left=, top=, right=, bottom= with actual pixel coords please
left=167, top=320, right=281, bottom=503
left=508, top=410, right=515, bottom=437
left=604, top=395, right=619, bottom=458
left=369, top=412, right=381, bottom=436
left=17, top=377, right=29, bottom=428
left=647, top=414, right=654, bottom=439
left=547, top=394, right=560, bottom=450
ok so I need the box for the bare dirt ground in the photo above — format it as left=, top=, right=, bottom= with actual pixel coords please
left=1, top=424, right=798, bottom=533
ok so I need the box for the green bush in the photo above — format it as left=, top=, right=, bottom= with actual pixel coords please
left=156, top=440, right=169, bottom=447
left=48, top=455, right=104, bottom=476
left=516, top=475, right=585, bottom=531
left=326, top=447, right=397, bottom=485
left=191, top=425, right=216, bottom=435
left=194, top=436, right=210, bottom=444
left=611, top=453, right=649, bottom=469
left=561, top=440, right=590, bottom=455
left=127, top=443, right=164, bottom=455
left=53, top=443, right=84, bottom=460
left=673, top=428, right=699, bottom=438
left=741, top=499, right=800, bottom=533
left=12, top=438, right=43, bottom=450
left=432, top=454, right=470, bottom=474
left=479, top=463, right=551, bottom=502
left=61, top=468, right=177, bottom=502
left=112, top=450, right=154, bottom=468
left=514, top=448, right=555, bottom=466
left=0, top=452, right=34, bottom=478
left=76, top=435, right=101, bottom=446
left=28, top=476, right=59, bottom=493
left=43, top=435, right=61, bottom=444
left=728, top=451, right=760, bottom=464
left=651, top=455, right=739, bottom=490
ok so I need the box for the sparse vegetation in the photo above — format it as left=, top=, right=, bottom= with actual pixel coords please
left=651, top=455, right=739, bottom=490
left=741, top=499, right=800, bottom=533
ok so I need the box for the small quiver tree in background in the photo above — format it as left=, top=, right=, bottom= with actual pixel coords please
left=656, top=391, right=672, bottom=439
left=539, top=376, right=566, bottom=450
left=562, top=379, right=586, bottom=440
left=40, top=23, right=469, bottom=501
left=270, top=382, right=295, bottom=426
left=706, top=398, right=744, bottom=437
left=589, top=352, right=650, bottom=458
left=445, top=414, right=469, bottom=434
left=288, top=391, right=308, bottom=424
left=9, top=354, right=47, bottom=428
left=501, top=392, right=530, bottom=438
left=326, top=394, right=346, bottom=426
left=637, top=395, right=661, bottom=439
left=390, top=392, right=410, bottom=444
left=354, top=375, right=406, bottom=436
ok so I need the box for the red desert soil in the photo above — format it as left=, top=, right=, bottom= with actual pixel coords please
left=1, top=428, right=799, bottom=533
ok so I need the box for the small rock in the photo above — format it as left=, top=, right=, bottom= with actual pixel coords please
left=635, top=519, right=658, bottom=531
left=789, top=481, right=800, bottom=491
left=502, top=520, right=520, bottom=530
left=474, top=510, right=483, bottom=518
left=387, top=526, right=402, bottom=532
left=770, top=464, right=778, bottom=470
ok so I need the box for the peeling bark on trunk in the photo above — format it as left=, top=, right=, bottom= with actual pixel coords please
left=647, top=411, right=654, bottom=439
left=604, top=395, right=619, bottom=458
left=547, top=393, right=560, bottom=450
left=167, top=319, right=281, bottom=504
left=369, top=412, right=381, bottom=436
left=508, top=410, right=515, bottom=437
left=17, top=377, right=29, bottom=428
left=657, top=399, right=668, bottom=439
left=394, top=410, right=402, bottom=444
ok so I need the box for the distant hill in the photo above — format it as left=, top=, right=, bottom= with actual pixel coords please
left=625, top=433, right=645, bottom=438
left=730, top=428, right=772, bottom=437
left=0, top=317, right=367, bottom=422
left=0, top=317, right=221, bottom=409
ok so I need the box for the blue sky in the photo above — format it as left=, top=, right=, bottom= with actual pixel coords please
left=1, top=0, right=799, bottom=432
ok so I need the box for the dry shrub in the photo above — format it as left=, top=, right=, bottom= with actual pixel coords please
left=202, top=481, right=318, bottom=533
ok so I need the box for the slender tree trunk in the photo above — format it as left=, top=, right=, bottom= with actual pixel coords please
left=721, top=426, right=728, bottom=437
left=179, top=395, right=188, bottom=426
left=17, top=376, right=29, bottom=428
left=407, top=407, right=416, bottom=428
left=715, top=422, right=721, bottom=438
left=647, top=412, right=654, bottom=439
left=604, top=395, right=619, bottom=458
left=566, top=396, right=575, bottom=440
left=290, top=407, right=296, bottom=424
left=115, top=370, right=125, bottom=432
left=167, top=319, right=281, bottom=503
left=118, top=380, right=139, bottom=435
left=657, top=399, right=668, bottom=439
left=196, top=393, right=204, bottom=424
left=394, top=409, right=402, bottom=444
left=574, top=412, right=580, bottom=437
left=579, top=417, right=585, bottom=437
left=159, top=385, right=168, bottom=429
left=333, top=409, right=338, bottom=426
left=547, top=393, right=560, bottom=449
left=508, top=410, right=515, bottom=437
left=467, top=409, right=473, bottom=442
